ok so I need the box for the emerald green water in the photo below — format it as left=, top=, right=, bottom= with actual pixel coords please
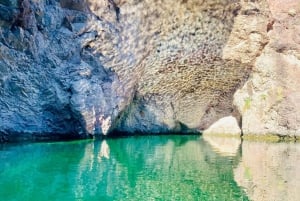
left=1, top=135, right=299, bottom=201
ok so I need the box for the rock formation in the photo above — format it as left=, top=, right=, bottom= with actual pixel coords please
left=233, top=0, right=300, bottom=138
left=0, top=0, right=299, bottom=141
left=203, top=116, right=241, bottom=136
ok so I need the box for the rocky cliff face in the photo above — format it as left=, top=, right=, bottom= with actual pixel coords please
left=232, top=0, right=300, bottom=138
left=0, top=0, right=299, bottom=141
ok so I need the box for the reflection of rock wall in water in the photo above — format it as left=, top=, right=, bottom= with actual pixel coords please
left=0, top=136, right=249, bottom=200
left=234, top=141, right=300, bottom=201
left=203, top=135, right=241, bottom=157
left=74, top=136, right=249, bottom=200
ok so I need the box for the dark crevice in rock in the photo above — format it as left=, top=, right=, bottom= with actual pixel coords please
left=108, top=0, right=120, bottom=22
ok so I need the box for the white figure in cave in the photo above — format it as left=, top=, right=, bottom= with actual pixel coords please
left=99, top=115, right=111, bottom=135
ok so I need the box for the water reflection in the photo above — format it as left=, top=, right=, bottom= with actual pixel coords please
left=203, top=135, right=241, bottom=157
left=0, top=136, right=249, bottom=201
left=2, top=136, right=299, bottom=201
left=99, top=140, right=110, bottom=159
left=234, top=141, right=300, bottom=201
left=203, top=136, right=300, bottom=201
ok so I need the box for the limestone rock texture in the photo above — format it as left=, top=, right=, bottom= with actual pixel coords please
left=0, top=0, right=299, bottom=141
left=232, top=0, right=300, bottom=137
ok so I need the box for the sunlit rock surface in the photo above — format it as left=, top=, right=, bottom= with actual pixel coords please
left=203, top=116, right=241, bottom=136
left=232, top=0, right=300, bottom=137
left=234, top=141, right=300, bottom=201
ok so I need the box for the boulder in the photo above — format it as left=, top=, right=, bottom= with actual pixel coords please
left=203, top=116, right=241, bottom=136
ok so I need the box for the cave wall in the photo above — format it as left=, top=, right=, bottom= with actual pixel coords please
left=232, top=0, right=300, bottom=137
left=0, top=0, right=299, bottom=141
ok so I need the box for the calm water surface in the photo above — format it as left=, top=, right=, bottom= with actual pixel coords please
left=0, top=135, right=299, bottom=201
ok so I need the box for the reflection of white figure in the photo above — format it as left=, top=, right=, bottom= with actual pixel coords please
left=203, top=135, right=241, bottom=157
left=99, top=140, right=110, bottom=159
left=99, top=115, right=111, bottom=135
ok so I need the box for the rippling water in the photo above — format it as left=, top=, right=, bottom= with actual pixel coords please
left=0, top=135, right=299, bottom=201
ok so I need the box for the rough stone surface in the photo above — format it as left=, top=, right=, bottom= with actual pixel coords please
left=0, top=0, right=123, bottom=141
left=0, top=0, right=299, bottom=141
left=203, top=116, right=241, bottom=136
left=0, top=0, right=245, bottom=141
left=232, top=0, right=300, bottom=137
left=104, top=0, right=247, bottom=134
